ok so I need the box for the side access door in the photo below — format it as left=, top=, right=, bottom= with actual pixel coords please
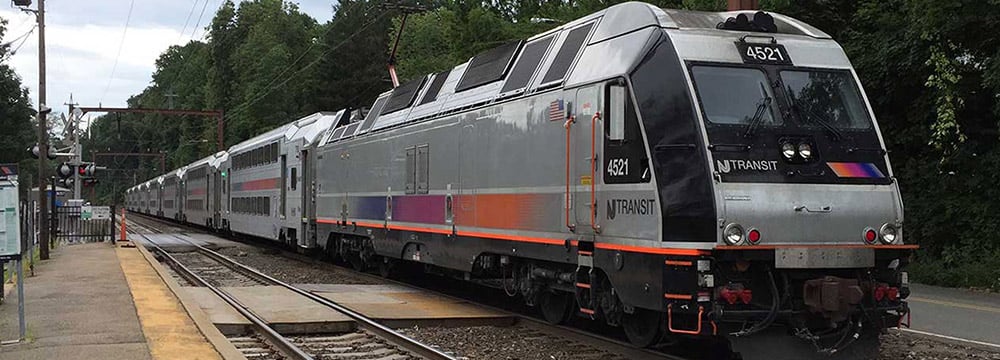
left=571, top=84, right=604, bottom=235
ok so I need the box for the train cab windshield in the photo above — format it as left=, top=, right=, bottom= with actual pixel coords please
left=692, top=66, right=780, bottom=127
left=689, top=64, right=890, bottom=185
left=779, top=70, right=871, bottom=130
left=691, top=65, right=872, bottom=130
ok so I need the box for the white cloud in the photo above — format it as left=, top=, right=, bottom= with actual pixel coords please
left=2, top=8, right=186, bottom=111
left=0, top=1, right=333, bottom=120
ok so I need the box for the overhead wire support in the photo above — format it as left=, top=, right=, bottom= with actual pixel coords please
left=382, top=2, right=430, bottom=88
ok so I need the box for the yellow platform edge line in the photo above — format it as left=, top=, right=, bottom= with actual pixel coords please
left=117, top=243, right=241, bottom=360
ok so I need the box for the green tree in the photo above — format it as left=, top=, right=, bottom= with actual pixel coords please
left=0, top=18, right=39, bottom=186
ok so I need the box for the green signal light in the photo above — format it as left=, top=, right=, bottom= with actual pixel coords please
left=221, top=171, right=227, bottom=178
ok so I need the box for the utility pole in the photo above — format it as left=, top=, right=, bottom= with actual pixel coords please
left=34, top=0, right=49, bottom=260
left=66, top=101, right=81, bottom=200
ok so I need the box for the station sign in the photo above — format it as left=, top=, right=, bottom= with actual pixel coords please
left=0, top=164, right=21, bottom=260
left=81, top=205, right=111, bottom=220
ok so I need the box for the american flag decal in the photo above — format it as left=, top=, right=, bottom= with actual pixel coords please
left=548, top=99, right=564, bottom=121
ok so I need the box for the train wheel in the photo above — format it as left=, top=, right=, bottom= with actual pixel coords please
left=623, top=308, right=663, bottom=348
left=348, top=254, right=365, bottom=271
left=538, top=291, right=574, bottom=325
left=378, top=257, right=395, bottom=278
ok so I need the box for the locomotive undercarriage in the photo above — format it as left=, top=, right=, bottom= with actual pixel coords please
left=710, top=251, right=910, bottom=359
left=324, top=227, right=910, bottom=358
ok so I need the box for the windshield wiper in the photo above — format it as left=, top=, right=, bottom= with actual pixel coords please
left=787, top=87, right=844, bottom=141
left=743, top=83, right=773, bottom=138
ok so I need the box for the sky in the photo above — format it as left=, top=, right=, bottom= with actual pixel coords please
left=0, top=0, right=335, bottom=122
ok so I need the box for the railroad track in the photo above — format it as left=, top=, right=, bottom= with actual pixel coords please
left=126, top=213, right=683, bottom=360
left=126, top=220, right=454, bottom=360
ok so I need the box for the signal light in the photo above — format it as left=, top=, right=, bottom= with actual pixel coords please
left=57, top=163, right=73, bottom=179
left=720, top=287, right=740, bottom=304
left=78, top=165, right=87, bottom=176
left=29, top=144, right=57, bottom=160
left=864, top=228, right=878, bottom=244
left=719, top=286, right=753, bottom=305
left=887, top=287, right=899, bottom=301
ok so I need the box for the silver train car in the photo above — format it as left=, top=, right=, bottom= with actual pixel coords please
left=216, top=111, right=341, bottom=243
left=127, top=3, right=913, bottom=358
left=180, top=153, right=226, bottom=228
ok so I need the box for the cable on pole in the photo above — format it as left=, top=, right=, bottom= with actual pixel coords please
left=100, top=0, right=137, bottom=104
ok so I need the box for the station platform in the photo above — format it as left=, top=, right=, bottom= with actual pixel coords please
left=0, top=242, right=234, bottom=360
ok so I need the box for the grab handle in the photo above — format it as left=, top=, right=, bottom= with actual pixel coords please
left=590, top=112, right=601, bottom=233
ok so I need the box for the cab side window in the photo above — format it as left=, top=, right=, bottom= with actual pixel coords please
left=603, top=80, right=650, bottom=184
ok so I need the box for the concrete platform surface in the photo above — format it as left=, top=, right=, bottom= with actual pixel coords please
left=307, top=284, right=515, bottom=327
left=0, top=243, right=152, bottom=360
left=221, top=286, right=355, bottom=334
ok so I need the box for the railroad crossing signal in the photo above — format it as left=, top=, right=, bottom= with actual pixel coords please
left=28, top=144, right=57, bottom=160
left=56, top=162, right=73, bottom=179
left=77, top=163, right=95, bottom=177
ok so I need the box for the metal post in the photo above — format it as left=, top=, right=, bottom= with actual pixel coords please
left=0, top=260, right=5, bottom=303
left=16, top=258, right=25, bottom=340
left=217, top=111, right=224, bottom=152
left=36, top=0, right=49, bottom=260
left=49, top=176, right=56, bottom=246
left=73, top=144, right=81, bottom=200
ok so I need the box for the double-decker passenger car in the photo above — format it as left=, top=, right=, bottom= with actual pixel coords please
left=160, top=170, right=183, bottom=221
left=218, top=112, right=342, bottom=243
left=181, top=153, right=226, bottom=228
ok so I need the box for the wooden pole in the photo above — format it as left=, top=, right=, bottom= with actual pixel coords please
left=36, top=0, right=49, bottom=260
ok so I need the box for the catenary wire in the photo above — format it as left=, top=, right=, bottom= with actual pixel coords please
left=100, top=0, right=137, bottom=105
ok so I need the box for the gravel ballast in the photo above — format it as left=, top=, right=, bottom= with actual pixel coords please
left=215, top=245, right=381, bottom=285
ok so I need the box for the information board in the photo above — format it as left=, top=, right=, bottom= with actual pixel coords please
left=0, top=180, right=21, bottom=260
left=92, top=206, right=110, bottom=220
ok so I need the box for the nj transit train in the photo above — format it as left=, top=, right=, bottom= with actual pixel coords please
left=125, top=3, right=914, bottom=358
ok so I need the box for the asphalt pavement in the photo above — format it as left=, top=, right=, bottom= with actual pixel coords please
left=905, top=283, right=1000, bottom=348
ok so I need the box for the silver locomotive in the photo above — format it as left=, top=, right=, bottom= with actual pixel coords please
left=128, top=3, right=913, bottom=358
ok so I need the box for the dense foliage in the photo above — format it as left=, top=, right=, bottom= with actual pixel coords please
left=74, top=0, right=1000, bottom=288
left=0, top=19, right=40, bottom=189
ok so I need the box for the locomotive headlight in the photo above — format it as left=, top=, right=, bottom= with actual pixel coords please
left=879, top=223, right=898, bottom=244
left=781, top=142, right=796, bottom=159
left=798, top=143, right=813, bottom=159
left=723, top=223, right=744, bottom=245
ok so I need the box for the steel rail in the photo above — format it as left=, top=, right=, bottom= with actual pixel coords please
left=128, top=214, right=680, bottom=359
left=127, top=213, right=679, bottom=360
left=178, top=235, right=456, bottom=360
left=139, top=227, right=455, bottom=360
left=131, top=231, right=314, bottom=360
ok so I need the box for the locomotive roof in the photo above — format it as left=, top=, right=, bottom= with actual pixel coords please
left=317, top=1, right=829, bottom=147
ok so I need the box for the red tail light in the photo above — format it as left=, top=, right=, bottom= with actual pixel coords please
left=739, top=289, right=753, bottom=304
left=865, top=229, right=878, bottom=244
left=887, top=287, right=899, bottom=301
left=720, top=287, right=740, bottom=304
left=747, top=229, right=761, bottom=244
left=874, top=285, right=886, bottom=301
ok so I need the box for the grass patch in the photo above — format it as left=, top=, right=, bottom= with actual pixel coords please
left=908, top=254, right=1000, bottom=292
